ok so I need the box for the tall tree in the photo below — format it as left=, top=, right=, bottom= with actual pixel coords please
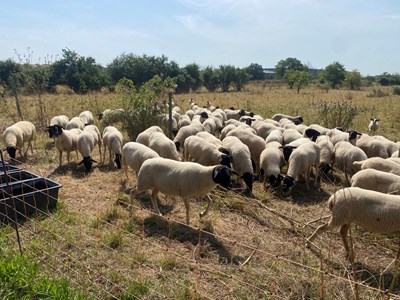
left=245, top=63, right=265, bottom=81
left=232, top=68, right=249, bottom=91
left=319, top=62, right=346, bottom=89
left=286, top=70, right=312, bottom=93
left=344, top=70, right=362, bottom=90
left=0, top=59, right=24, bottom=120
left=217, top=65, right=236, bottom=92
left=201, top=66, right=220, bottom=92
left=274, top=57, right=306, bottom=80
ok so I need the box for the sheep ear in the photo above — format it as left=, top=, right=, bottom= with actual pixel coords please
left=370, top=118, right=374, bottom=121
left=79, top=159, right=84, bottom=165
left=228, top=168, right=239, bottom=176
left=90, top=158, right=97, bottom=163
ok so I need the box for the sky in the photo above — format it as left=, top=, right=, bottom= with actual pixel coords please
left=1, top=0, right=399, bottom=76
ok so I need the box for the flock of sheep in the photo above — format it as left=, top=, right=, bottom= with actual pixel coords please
left=2, top=101, right=400, bottom=261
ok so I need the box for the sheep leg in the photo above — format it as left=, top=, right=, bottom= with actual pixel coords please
left=123, top=164, right=130, bottom=182
left=59, top=150, right=63, bottom=167
left=339, top=224, right=352, bottom=261
left=108, top=148, right=112, bottom=165
left=183, top=198, right=190, bottom=225
left=199, top=195, right=212, bottom=218
left=151, top=189, right=162, bottom=216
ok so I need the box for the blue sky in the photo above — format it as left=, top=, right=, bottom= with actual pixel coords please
left=1, top=0, right=399, bottom=75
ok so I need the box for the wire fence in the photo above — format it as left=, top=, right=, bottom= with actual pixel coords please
left=1, top=155, right=400, bottom=299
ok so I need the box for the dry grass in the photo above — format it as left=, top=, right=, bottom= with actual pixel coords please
left=1, top=82, right=400, bottom=299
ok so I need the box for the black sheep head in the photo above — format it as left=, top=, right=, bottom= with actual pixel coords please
left=114, top=154, right=122, bottom=169
left=6, top=147, right=17, bottom=160
left=175, top=141, right=181, bottom=152
left=281, top=145, right=297, bottom=162
left=282, top=175, right=295, bottom=192
left=79, top=156, right=97, bottom=172
left=218, top=154, right=232, bottom=169
left=268, top=174, right=284, bottom=189
left=212, top=166, right=235, bottom=189
left=241, top=172, right=254, bottom=193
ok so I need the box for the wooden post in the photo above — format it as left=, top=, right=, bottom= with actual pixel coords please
left=167, top=92, right=173, bottom=139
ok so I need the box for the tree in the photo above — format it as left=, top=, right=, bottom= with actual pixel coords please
left=201, top=66, right=220, bottom=92
left=286, top=70, right=312, bottom=93
left=245, top=63, right=265, bottom=81
left=319, top=62, right=346, bottom=89
left=175, top=63, right=201, bottom=93
left=217, top=65, right=235, bottom=92
left=344, top=70, right=362, bottom=90
left=232, top=68, right=249, bottom=91
left=49, top=48, right=106, bottom=93
left=274, top=57, right=306, bottom=80
left=0, top=59, right=24, bottom=120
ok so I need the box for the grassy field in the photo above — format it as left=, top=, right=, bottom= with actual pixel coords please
left=1, top=82, right=400, bottom=299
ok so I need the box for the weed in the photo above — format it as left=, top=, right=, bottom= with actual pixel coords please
left=105, top=231, right=123, bottom=249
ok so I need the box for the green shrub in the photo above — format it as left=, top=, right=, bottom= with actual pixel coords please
left=393, top=86, right=400, bottom=95
left=316, top=100, right=364, bottom=129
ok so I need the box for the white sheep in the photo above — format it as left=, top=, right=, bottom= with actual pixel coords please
left=226, top=128, right=266, bottom=177
left=350, top=169, right=400, bottom=195
left=49, top=115, right=69, bottom=128
left=161, top=114, right=179, bottom=136
left=316, top=135, right=334, bottom=177
left=332, top=141, right=367, bottom=185
left=79, top=110, right=94, bottom=125
left=196, top=131, right=223, bottom=148
left=352, top=157, right=400, bottom=176
left=260, top=141, right=285, bottom=190
left=222, top=136, right=254, bottom=194
left=272, top=114, right=303, bottom=125
left=148, top=132, right=181, bottom=161
left=121, top=142, right=159, bottom=183
left=265, top=129, right=283, bottom=144
left=178, top=114, right=191, bottom=128
left=183, top=135, right=231, bottom=168
left=282, top=128, right=303, bottom=145
left=102, top=126, right=123, bottom=169
left=368, top=118, right=379, bottom=135
left=307, top=124, right=329, bottom=135
left=46, top=125, right=82, bottom=167
left=65, top=116, right=85, bottom=130
left=202, top=117, right=217, bottom=134
left=220, top=124, right=237, bottom=140
left=173, top=122, right=205, bottom=153
left=371, top=135, right=398, bottom=157
left=136, top=126, right=164, bottom=147
left=306, top=187, right=400, bottom=260
left=77, top=125, right=102, bottom=171
left=282, top=142, right=320, bottom=191
left=327, top=129, right=361, bottom=146
left=3, top=121, right=36, bottom=160
left=254, top=122, right=283, bottom=140
left=225, top=108, right=250, bottom=120
left=132, top=157, right=235, bottom=224
left=98, top=108, right=125, bottom=126
left=356, top=135, right=389, bottom=158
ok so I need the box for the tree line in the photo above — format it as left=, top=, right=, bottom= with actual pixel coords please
left=0, top=48, right=399, bottom=100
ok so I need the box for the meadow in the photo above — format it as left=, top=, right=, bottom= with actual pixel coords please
left=1, top=82, right=400, bottom=299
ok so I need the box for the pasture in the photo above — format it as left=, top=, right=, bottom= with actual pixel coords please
left=1, top=82, right=400, bottom=299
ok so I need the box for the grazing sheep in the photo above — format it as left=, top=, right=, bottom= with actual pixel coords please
left=327, top=129, right=362, bottom=146
left=316, top=135, right=334, bottom=177
left=368, top=118, right=379, bottom=135
left=102, top=126, right=123, bottom=168
left=222, top=136, right=254, bottom=194
left=333, top=141, right=367, bottom=185
left=307, top=124, right=329, bottom=135
left=353, top=157, right=400, bottom=176
left=254, top=123, right=283, bottom=140
left=98, top=108, right=125, bottom=126
left=162, top=114, right=179, bottom=136
left=260, top=141, right=285, bottom=190
left=371, top=135, right=398, bottom=157
left=79, top=110, right=94, bottom=125
left=173, top=122, right=205, bottom=152
left=265, top=129, right=283, bottom=144
left=272, top=114, right=303, bottom=125
left=3, top=121, right=36, bottom=160
left=282, top=142, right=320, bottom=191
left=184, top=135, right=231, bottom=168
left=136, top=126, right=164, bottom=147
left=282, top=128, right=303, bottom=145
left=202, top=117, right=217, bottom=134
left=225, top=108, right=250, bottom=120
left=196, top=131, right=223, bottom=148
left=148, top=132, right=181, bottom=161
left=132, top=157, right=235, bottom=224
left=77, top=125, right=102, bottom=171
left=50, top=115, right=69, bottom=128
left=46, top=125, right=81, bottom=167
left=178, top=115, right=191, bottom=128
left=356, top=135, right=389, bottom=158
left=227, top=128, right=266, bottom=177
left=121, top=142, right=159, bottom=183
left=350, top=169, right=400, bottom=195
left=66, top=116, right=85, bottom=130
left=220, top=124, right=237, bottom=140
left=306, top=187, right=400, bottom=260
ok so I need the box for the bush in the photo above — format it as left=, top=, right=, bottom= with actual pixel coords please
left=316, top=100, right=364, bottom=129
left=393, top=86, right=400, bottom=95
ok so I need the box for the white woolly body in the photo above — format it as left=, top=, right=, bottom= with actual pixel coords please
left=50, top=115, right=69, bottom=128
left=136, top=126, right=164, bottom=147
left=353, top=157, right=400, bottom=176
left=173, top=123, right=205, bottom=152
left=79, top=110, right=94, bottom=125
left=333, top=141, right=367, bottom=183
left=356, top=135, right=389, bottom=158
left=351, top=169, right=400, bottom=195
left=66, top=117, right=85, bottom=130
left=282, top=129, right=303, bottom=145
left=265, top=129, right=283, bottom=144
left=102, top=126, right=123, bottom=163
left=3, top=121, right=36, bottom=150
left=286, top=142, right=320, bottom=182
left=122, top=142, right=159, bottom=175
left=184, top=136, right=224, bottom=166
left=196, top=131, right=222, bottom=148
left=77, top=125, right=102, bottom=158
left=316, top=136, right=334, bottom=166
left=148, top=132, right=180, bottom=161
left=136, top=157, right=218, bottom=198
left=260, top=141, right=284, bottom=181
left=221, top=136, right=253, bottom=176
left=54, top=128, right=81, bottom=166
